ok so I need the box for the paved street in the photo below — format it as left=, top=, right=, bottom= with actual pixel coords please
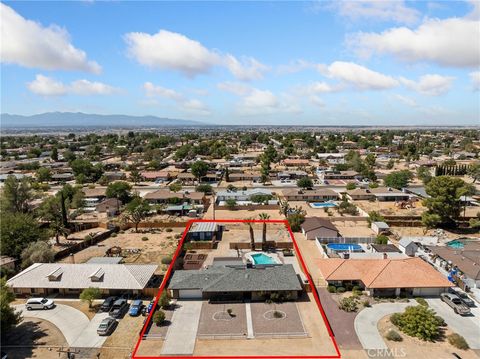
left=161, top=300, right=203, bottom=355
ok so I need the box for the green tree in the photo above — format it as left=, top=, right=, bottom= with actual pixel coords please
left=384, top=170, right=413, bottom=189
left=467, top=162, right=480, bottom=183
left=375, top=235, right=389, bottom=244
left=287, top=212, right=305, bottom=232
left=36, top=167, right=52, bottom=182
left=392, top=305, right=440, bottom=341
left=1, top=175, right=33, bottom=213
left=195, top=184, right=213, bottom=194
left=80, top=287, right=101, bottom=308
left=365, top=153, right=376, bottom=167
left=386, top=159, right=395, bottom=169
left=123, top=197, right=151, bottom=232
left=154, top=310, right=166, bottom=326
left=226, top=198, right=237, bottom=209
left=190, top=161, right=209, bottom=182
left=70, top=159, right=103, bottom=183
left=71, top=190, right=85, bottom=209
left=169, top=182, right=182, bottom=193
left=37, top=196, right=69, bottom=245
left=21, top=241, right=55, bottom=268
left=297, top=177, right=313, bottom=189
left=106, top=181, right=132, bottom=203
left=51, top=147, right=58, bottom=161
left=367, top=211, right=385, bottom=226
left=1, top=278, right=22, bottom=337
left=423, top=176, right=469, bottom=226
left=0, top=212, right=47, bottom=258
left=159, top=291, right=171, bottom=309
left=421, top=213, right=442, bottom=232
left=259, top=213, right=270, bottom=250
left=346, top=182, right=356, bottom=190
left=129, top=169, right=142, bottom=184
left=417, top=166, right=432, bottom=185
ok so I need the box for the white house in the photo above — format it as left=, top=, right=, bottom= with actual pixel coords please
left=398, top=238, right=419, bottom=256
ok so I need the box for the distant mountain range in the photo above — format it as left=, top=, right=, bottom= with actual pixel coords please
left=0, top=112, right=208, bottom=128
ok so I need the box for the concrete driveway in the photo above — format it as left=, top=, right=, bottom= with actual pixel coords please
left=161, top=300, right=203, bottom=355
left=14, top=303, right=89, bottom=346
left=14, top=303, right=109, bottom=348
left=354, top=303, right=410, bottom=350
left=426, top=298, right=480, bottom=349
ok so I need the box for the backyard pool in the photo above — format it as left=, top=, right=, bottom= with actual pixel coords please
left=310, top=202, right=337, bottom=208
left=447, top=240, right=465, bottom=249
left=326, top=243, right=362, bottom=252
left=251, top=253, right=278, bottom=265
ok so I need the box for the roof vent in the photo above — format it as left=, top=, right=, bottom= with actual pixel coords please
left=47, top=267, right=63, bottom=281
left=89, top=267, right=105, bottom=282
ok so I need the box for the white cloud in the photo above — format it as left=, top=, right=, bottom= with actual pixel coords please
left=238, top=89, right=300, bottom=115
left=332, top=0, right=420, bottom=25
left=142, top=82, right=210, bottom=115
left=326, top=61, right=399, bottom=90
left=400, top=74, right=455, bottom=95
left=1, top=3, right=101, bottom=73
left=469, top=71, right=480, bottom=90
left=309, top=95, right=326, bottom=108
left=217, top=82, right=253, bottom=96
left=27, top=75, right=117, bottom=96
left=349, top=17, right=480, bottom=68
left=125, top=29, right=268, bottom=80
left=393, top=94, right=417, bottom=107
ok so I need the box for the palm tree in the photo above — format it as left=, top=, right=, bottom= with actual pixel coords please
left=258, top=213, right=270, bottom=250
left=279, top=200, right=290, bottom=217
left=248, top=221, right=255, bottom=251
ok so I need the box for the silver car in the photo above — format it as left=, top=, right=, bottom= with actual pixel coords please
left=26, top=297, right=55, bottom=310
left=440, top=293, right=471, bottom=315
left=97, top=317, right=116, bottom=336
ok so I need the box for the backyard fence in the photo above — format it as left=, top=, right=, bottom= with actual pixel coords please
left=316, top=237, right=376, bottom=244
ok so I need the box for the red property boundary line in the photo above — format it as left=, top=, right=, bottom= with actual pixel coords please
left=131, top=219, right=342, bottom=359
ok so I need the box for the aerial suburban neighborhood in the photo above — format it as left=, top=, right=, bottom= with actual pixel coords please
left=1, top=1, right=480, bottom=359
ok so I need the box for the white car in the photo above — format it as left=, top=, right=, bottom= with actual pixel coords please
left=26, top=297, right=55, bottom=310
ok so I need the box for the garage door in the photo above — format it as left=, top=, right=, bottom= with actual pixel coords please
left=179, top=289, right=202, bottom=299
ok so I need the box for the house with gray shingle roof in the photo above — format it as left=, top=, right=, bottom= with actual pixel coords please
left=168, top=264, right=303, bottom=300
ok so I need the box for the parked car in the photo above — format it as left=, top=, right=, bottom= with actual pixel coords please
left=454, top=290, right=476, bottom=307
left=109, top=298, right=129, bottom=318
left=25, top=297, right=55, bottom=310
left=129, top=299, right=144, bottom=316
left=97, top=317, right=116, bottom=336
left=440, top=293, right=471, bottom=315
left=146, top=300, right=155, bottom=314
left=100, top=296, right=117, bottom=312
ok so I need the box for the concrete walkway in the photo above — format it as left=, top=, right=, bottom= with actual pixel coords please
left=427, top=298, right=480, bottom=349
left=245, top=302, right=254, bottom=339
left=161, top=300, right=203, bottom=355
left=71, top=311, right=110, bottom=348
left=14, top=304, right=90, bottom=346
left=354, top=303, right=410, bottom=350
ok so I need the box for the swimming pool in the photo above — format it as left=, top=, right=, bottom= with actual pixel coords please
left=326, top=243, right=362, bottom=252
left=310, top=202, right=337, bottom=208
left=447, top=240, right=464, bottom=249
left=251, top=253, right=278, bottom=265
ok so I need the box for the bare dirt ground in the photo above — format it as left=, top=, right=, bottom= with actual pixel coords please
left=390, top=226, right=480, bottom=240
left=356, top=200, right=427, bottom=217
left=60, top=228, right=181, bottom=273
left=332, top=221, right=376, bottom=237
left=2, top=318, right=68, bottom=359
left=204, top=206, right=284, bottom=220
left=378, top=315, right=479, bottom=359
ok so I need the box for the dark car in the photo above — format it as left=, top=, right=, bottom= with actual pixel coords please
left=109, top=298, right=129, bottom=318
left=100, top=296, right=117, bottom=312
left=456, top=291, right=476, bottom=307
left=129, top=299, right=143, bottom=316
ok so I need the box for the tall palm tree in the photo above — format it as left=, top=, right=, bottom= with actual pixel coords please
left=279, top=200, right=290, bottom=217
left=259, top=213, right=270, bottom=250
left=248, top=221, right=255, bottom=251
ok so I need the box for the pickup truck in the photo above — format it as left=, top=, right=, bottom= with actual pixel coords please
left=440, top=293, right=471, bottom=315
left=109, top=298, right=129, bottom=319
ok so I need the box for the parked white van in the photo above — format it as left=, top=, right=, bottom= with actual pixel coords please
left=26, top=297, right=55, bottom=310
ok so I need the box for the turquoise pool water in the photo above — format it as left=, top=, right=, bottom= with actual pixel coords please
left=447, top=240, right=464, bottom=249
left=251, top=253, right=277, bottom=265
left=310, top=202, right=337, bottom=208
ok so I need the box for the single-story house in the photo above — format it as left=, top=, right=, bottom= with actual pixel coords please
left=51, top=173, right=74, bottom=182
left=346, top=188, right=376, bottom=201
left=168, top=264, right=302, bottom=300
left=228, top=172, right=261, bottom=182
left=95, top=198, right=122, bottom=215
left=277, top=171, right=308, bottom=180
left=0, top=256, right=17, bottom=272
left=215, top=188, right=273, bottom=203
left=369, top=187, right=411, bottom=202
left=188, top=222, right=219, bottom=241
left=282, top=189, right=339, bottom=202
left=140, top=171, right=173, bottom=183
left=317, top=153, right=346, bottom=164
left=144, top=190, right=205, bottom=206
left=7, top=263, right=158, bottom=297
left=398, top=238, right=419, bottom=256
left=177, top=172, right=196, bottom=184
left=301, top=217, right=340, bottom=240
left=318, top=257, right=452, bottom=297
left=103, top=172, right=126, bottom=181
left=371, top=221, right=390, bottom=235
left=323, top=171, right=359, bottom=180
left=427, top=241, right=480, bottom=290
left=283, top=159, right=310, bottom=167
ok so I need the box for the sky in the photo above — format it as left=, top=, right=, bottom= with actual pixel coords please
left=1, top=0, right=480, bottom=126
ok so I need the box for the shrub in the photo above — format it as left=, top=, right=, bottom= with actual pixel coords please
left=165, top=228, right=173, bottom=232
left=391, top=305, right=440, bottom=341
left=141, top=236, right=149, bottom=241
left=448, top=333, right=469, bottom=350
left=79, top=287, right=101, bottom=308
left=352, top=286, right=360, bottom=292
left=159, top=291, right=170, bottom=309
left=435, top=315, right=446, bottom=327
left=336, top=287, right=346, bottom=293
left=153, top=310, right=166, bottom=326
left=385, top=329, right=403, bottom=342
left=273, top=310, right=283, bottom=318
left=390, top=313, right=402, bottom=326
left=415, top=297, right=428, bottom=307
left=327, top=285, right=336, bottom=293
left=161, top=256, right=172, bottom=265
left=362, top=300, right=371, bottom=307
left=111, top=233, right=117, bottom=238
left=338, top=297, right=357, bottom=312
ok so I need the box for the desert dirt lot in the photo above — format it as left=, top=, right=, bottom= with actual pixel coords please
left=2, top=318, right=68, bottom=359
left=60, top=228, right=182, bottom=273
left=356, top=200, right=427, bottom=217
left=378, top=315, right=479, bottom=359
